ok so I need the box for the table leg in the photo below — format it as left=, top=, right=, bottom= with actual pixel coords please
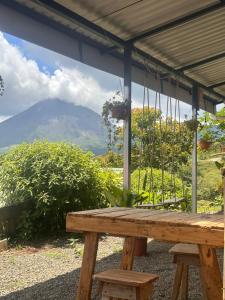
left=198, top=245, right=222, bottom=300
left=76, top=232, right=99, bottom=300
left=120, top=237, right=136, bottom=270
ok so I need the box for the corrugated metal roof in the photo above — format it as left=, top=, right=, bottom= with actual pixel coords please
left=11, top=0, right=225, bottom=105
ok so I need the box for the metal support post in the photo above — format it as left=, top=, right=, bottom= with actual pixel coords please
left=192, top=84, right=199, bottom=213
left=123, top=43, right=132, bottom=189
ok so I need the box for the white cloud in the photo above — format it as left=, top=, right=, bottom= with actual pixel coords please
left=0, top=32, right=113, bottom=115
left=0, top=115, right=11, bottom=123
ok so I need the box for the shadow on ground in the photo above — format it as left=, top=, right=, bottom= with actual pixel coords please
left=0, top=240, right=223, bottom=300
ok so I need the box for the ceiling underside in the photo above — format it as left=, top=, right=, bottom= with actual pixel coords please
left=3, top=0, right=225, bottom=108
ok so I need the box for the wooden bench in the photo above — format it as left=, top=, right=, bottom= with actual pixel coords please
left=93, top=269, right=159, bottom=300
left=169, top=243, right=205, bottom=300
left=137, top=198, right=186, bottom=209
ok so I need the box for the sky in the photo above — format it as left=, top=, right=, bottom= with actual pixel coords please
left=0, top=31, right=193, bottom=122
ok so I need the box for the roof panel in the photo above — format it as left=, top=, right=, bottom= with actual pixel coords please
left=10, top=0, right=225, bottom=105
left=137, top=7, right=225, bottom=68
left=57, top=0, right=217, bottom=40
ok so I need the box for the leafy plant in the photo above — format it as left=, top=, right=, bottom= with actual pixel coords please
left=114, top=107, right=193, bottom=172
left=131, top=168, right=190, bottom=205
left=0, top=141, right=119, bottom=239
left=184, top=118, right=200, bottom=131
left=102, top=91, right=128, bottom=150
left=105, top=186, right=148, bottom=207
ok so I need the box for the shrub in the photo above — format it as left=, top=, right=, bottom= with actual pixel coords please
left=0, top=141, right=118, bottom=239
left=131, top=168, right=190, bottom=204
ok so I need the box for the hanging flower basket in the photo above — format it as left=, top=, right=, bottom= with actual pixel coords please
left=198, top=139, right=212, bottom=150
left=110, top=102, right=128, bottom=120
left=184, top=119, right=200, bottom=131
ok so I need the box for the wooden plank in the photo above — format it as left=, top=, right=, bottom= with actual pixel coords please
left=120, top=237, right=136, bottom=270
left=119, top=209, right=170, bottom=221
left=136, top=212, right=224, bottom=229
left=180, top=265, right=188, bottom=300
left=101, top=282, right=136, bottom=300
left=67, top=215, right=224, bottom=247
left=68, top=209, right=224, bottom=229
left=90, top=208, right=149, bottom=219
left=68, top=207, right=131, bottom=217
left=171, top=263, right=183, bottom=300
left=76, top=232, right=98, bottom=300
left=169, top=243, right=199, bottom=256
left=137, top=198, right=185, bottom=208
left=198, top=245, right=222, bottom=300
left=94, top=269, right=158, bottom=286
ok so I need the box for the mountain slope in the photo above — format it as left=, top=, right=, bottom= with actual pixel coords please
left=0, top=99, right=107, bottom=154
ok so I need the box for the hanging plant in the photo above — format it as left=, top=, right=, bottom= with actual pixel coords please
left=102, top=91, right=128, bottom=150
left=110, top=100, right=128, bottom=120
left=184, top=119, right=200, bottom=131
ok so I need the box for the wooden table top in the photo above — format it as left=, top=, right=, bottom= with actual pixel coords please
left=66, top=207, right=224, bottom=247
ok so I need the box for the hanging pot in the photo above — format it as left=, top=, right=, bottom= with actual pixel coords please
left=134, top=237, right=148, bottom=256
left=111, top=103, right=127, bottom=120
left=184, top=119, right=200, bottom=131
left=198, top=139, right=212, bottom=150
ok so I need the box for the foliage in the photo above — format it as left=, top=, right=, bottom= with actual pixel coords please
left=197, top=159, right=223, bottom=201
left=116, top=107, right=193, bottom=172
left=131, top=168, right=190, bottom=205
left=184, top=118, right=200, bottom=131
left=198, top=110, right=225, bottom=143
left=105, top=186, right=148, bottom=207
left=97, top=150, right=123, bottom=168
left=0, top=141, right=119, bottom=239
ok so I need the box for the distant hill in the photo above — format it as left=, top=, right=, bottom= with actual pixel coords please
left=0, top=99, right=107, bottom=154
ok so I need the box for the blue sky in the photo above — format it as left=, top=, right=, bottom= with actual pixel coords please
left=0, top=31, right=193, bottom=121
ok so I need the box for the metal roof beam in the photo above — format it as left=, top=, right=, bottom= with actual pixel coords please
left=127, top=2, right=225, bottom=43
left=2, top=0, right=224, bottom=105
left=134, top=47, right=225, bottom=103
left=177, top=51, right=225, bottom=72
left=36, top=0, right=125, bottom=46
left=208, top=81, right=225, bottom=89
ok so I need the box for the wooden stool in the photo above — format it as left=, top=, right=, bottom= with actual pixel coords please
left=93, top=269, right=159, bottom=300
left=169, top=243, right=204, bottom=300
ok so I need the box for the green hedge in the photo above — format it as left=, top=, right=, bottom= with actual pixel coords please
left=131, top=168, right=190, bottom=204
left=0, top=141, right=119, bottom=239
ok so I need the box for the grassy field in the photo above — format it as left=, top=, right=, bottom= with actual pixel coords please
left=197, top=154, right=223, bottom=213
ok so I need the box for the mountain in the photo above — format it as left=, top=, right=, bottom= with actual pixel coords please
left=0, top=99, right=107, bottom=154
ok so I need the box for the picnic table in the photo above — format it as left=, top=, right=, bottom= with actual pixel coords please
left=66, top=207, right=224, bottom=300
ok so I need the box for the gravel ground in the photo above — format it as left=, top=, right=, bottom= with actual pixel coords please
left=0, top=236, right=223, bottom=300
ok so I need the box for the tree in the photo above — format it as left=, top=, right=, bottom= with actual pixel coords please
left=116, top=107, right=193, bottom=172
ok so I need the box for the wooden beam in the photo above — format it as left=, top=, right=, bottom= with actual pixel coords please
left=67, top=215, right=224, bottom=247
left=76, top=232, right=99, bottom=300
left=120, top=237, right=136, bottom=270
left=198, top=245, right=222, bottom=300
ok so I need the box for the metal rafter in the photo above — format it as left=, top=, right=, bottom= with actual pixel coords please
left=2, top=0, right=225, bottom=104
left=127, top=2, right=225, bottom=43
left=177, top=51, right=225, bottom=72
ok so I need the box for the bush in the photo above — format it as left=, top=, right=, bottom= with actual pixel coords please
left=0, top=141, right=118, bottom=239
left=131, top=168, right=190, bottom=204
